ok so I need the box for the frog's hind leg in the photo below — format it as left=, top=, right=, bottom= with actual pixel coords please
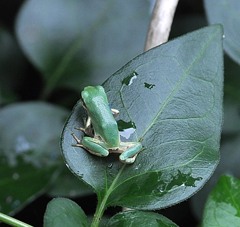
left=81, top=136, right=109, bottom=157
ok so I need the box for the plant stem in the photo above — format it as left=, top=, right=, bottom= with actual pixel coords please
left=0, top=212, right=33, bottom=227
left=144, top=0, right=179, bottom=51
left=91, top=165, right=125, bottom=227
left=91, top=194, right=108, bottom=227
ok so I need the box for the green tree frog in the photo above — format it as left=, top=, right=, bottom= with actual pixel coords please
left=72, top=85, right=142, bottom=164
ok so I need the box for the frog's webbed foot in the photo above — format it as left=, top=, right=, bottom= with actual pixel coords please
left=71, top=133, right=84, bottom=147
left=119, top=142, right=142, bottom=164
left=121, top=153, right=138, bottom=164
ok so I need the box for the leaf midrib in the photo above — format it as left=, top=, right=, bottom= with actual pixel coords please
left=140, top=29, right=220, bottom=139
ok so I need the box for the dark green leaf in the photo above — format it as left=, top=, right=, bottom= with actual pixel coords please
left=224, top=56, right=240, bottom=102
left=191, top=133, right=240, bottom=220
left=223, top=100, right=240, bottom=134
left=0, top=102, right=68, bottom=213
left=203, top=175, right=240, bottom=226
left=0, top=157, right=56, bottom=215
left=204, top=0, right=240, bottom=64
left=16, top=0, right=150, bottom=96
left=106, top=210, right=178, bottom=227
left=61, top=25, right=223, bottom=209
left=44, top=198, right=88, bottom=227
left=0, top=28, right=27, bottom=104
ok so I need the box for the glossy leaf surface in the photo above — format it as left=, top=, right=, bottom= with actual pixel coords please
left=61, top=25, right=223, bottom=209
left=203, top=175, right=240, bottom=227
left=44, top=198, right=88, bottom=227
left=204, top=0, right=240, bottom=64
left=107, top=210, right=178, bottom=227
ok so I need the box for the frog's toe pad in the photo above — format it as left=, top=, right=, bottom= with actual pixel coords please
left=119, top=155, right=137, bottom=164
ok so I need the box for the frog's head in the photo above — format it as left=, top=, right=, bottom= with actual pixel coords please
left=81, top=86, right=106, bottom=104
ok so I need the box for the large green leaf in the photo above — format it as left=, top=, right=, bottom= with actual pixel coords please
left=15, top=0, right=150, bottom=97
left=61, top=25, right=223, bottom=210
left=0, top=102, right=67, bottom=214
left=44, top=198, right=88, bottom=227
left=106, top=210, right=178, bottom=227
left=204, top=0, right=240, bottom=64
left=203, top=175, right=240, bottom=227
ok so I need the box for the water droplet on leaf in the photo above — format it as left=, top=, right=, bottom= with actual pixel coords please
left=14, top=136, right=34, bottom=154
left=12, top=173, right=20, bottom=180
left=12, top=200, right=20, bottom=208
left=6, top=196, right=13, bottom=204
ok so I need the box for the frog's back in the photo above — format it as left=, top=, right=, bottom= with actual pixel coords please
left=82, top=86, right=119, bottom=147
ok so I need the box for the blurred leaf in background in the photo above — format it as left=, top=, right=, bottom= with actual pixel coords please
left=190, top=0, right=240, bottom=218
left=0, top=28, right=27, bottom=104
left=15, top=0, right=151, bottom=98
left=0, top=102, right=67, bottom=214
left=204, top=0, right=240, bottom=64
left=202, top=175, right=240, bottom=227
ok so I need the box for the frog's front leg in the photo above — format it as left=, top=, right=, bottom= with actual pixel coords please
left=74, top=116, right=93, bottom=137
left=72, top=133, right=109, bottom=157
left=118, top=142, right=142, bottom=164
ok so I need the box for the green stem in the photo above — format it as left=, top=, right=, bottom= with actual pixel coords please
left=91, top=193, right=108, bottom=227
left=90, top=165, right=125, bottom=227
left=0, top=212, right=33, bottom=227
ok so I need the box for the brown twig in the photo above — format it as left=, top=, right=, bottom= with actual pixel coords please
left=144, top=0, right=179, bottom=51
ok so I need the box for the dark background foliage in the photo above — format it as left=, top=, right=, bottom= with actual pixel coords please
left=0, top=0, right=238, bottom=226
left=0, top=1, right=206, bottom=226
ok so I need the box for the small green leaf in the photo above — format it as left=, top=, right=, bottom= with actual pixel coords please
left=106, top=210, right=178, bottom=227
left=203, top=175, right=240, bottom=227
left=204, top=0, right=240, bottom=64
left=61, top=25, right=223, bottom=210
left=44, top=198, right=88, bottom=227
left=0, top=102, right=68, bottom=213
